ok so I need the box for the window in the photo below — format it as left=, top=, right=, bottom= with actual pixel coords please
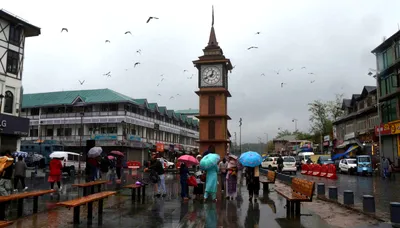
left=3, top=91, right=13, bottom=114
left=46, top=129, right=53, bottom=137
left=6, top=50, right=19, bottom=74
left=64, top=128, right=72, bottom=136
left=9, top=24, right=22, bottom=46
left=382, top=51, right=389, bottom=69
left=100, top=104, right=108, bottom=111
left=109, top=104, right=118, bottom=111
left=208, top=96, right=215, bottom=114
left=57, top=128, right=63, bottom=136
left=208, top=120, right=215, bottom=139
left=29, top=129, right=38, bottom=137
left=78, top=128, right=83, bottom=136
left=382, top=98, right=397, bottom=123
left=396, top=42, right=400, bottom=59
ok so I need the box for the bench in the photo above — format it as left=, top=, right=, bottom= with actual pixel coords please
left=123, top=184, right=146, bottom=203
left=72, top=180, right=108, bottom=196
left=0, top=189, right=56, bottom=220
left=0, top=221, right=13, bottom=227
left=275, top=177, right=315, bottom=219
left=260, top=170, right=276, bottom=192
left=57, top=191, right=116, bottom=225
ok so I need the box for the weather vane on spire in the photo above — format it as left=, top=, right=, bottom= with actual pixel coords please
left=212, top=5, right=214, bottom=27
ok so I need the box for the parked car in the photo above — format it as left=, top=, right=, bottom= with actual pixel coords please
left=338, top=158, right=357, bottom=174
left=282, top=156, right=297, bottom=175
left=261, top=157, right=278, bottom=170
left=317, top=156, right=334, bottom=165
left=157, top=158, right=175, bottom=169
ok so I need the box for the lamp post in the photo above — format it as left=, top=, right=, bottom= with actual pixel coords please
left=79, top=112, right=84, bottom=173
left=239, top=118, right=242, bottom=155
left=292, top=118, right=298, bottom=132
left=264, top=132, right=269, bottom=153
left=257, top=137, right=262, bottom=153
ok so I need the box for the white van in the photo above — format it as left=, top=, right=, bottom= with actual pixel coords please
left=50, top=151, right=85, bottom=175
left=297, top=152, right=315, bottom=164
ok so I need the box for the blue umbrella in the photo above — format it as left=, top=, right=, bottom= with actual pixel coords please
left=239, top=151, right=263, bottom=167
left=13, top=151, right=28, bottom=158
left=200, top=153, right=220, bottom=171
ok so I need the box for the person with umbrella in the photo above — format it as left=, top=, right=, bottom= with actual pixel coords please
left=144, top=152, right=166, bottom=198
left=179, top=162, right=189, bottom=201
left=200, top=153, right=220, bottom=202
left=239, top=151, right=263, bottom=202
left=225, top=155, right=238, bottom=200
left=48, top=156, right=62, bottom=191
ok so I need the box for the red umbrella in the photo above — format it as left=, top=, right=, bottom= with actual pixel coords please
left=178, top=155, right=199, bottom=166
left=110, top=151, right=124, bottom=157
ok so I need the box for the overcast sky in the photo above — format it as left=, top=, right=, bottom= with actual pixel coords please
left=2, top=0, right=399, bottom=143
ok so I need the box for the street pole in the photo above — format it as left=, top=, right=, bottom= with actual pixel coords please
left=239, top=118, right=242, bottom=155
left=320, top=132, right=323, bottom=154
left=234, top=132, right=237, bottom=155
left=79, top=112, right=84, bottom=174
left=257, top=137, right=262, bottom=153
left=292, top=118, right=298, bottom=132
left=369, top=68, right=382, bottom=176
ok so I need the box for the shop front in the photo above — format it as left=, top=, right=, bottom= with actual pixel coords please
left=382, top=120, right=400, bottom=166
left=336, top=132, right=363, bottom=157
left=0, top=114, right=29, bottom=153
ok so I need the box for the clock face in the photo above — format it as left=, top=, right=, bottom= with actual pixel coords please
left=202, top=66, right=222, bottom=85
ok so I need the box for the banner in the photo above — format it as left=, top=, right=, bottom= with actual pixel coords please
left=156, top=143, right=164, bottom=152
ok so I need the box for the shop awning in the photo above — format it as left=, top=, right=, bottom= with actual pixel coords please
left=332, top=145, right=359, bottom=160
left=336, top=139, right=362, bottom=149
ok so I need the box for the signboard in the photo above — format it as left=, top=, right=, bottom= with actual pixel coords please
left=332, top=126, right=337, bottom=139
left=390, top=120, right=400, bottom=135
left=127, top=135, right=141, bottom=141
left=323, top=135, right=330, bottom=141
left=91, top=134, right=117, bottom=140
left=344, top=132, right=355, bottom=141
left=156, top=143, right=164, bottom=152
left=375, top=124, right=391, bottom=136
left=398, top=135, right=400, bottom=157
left=0, top=114, right=29, bottom=136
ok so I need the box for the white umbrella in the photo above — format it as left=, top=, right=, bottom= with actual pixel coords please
left=32, top=153, right=43, bottom=162
left=88, top=147, right=102, bottom=158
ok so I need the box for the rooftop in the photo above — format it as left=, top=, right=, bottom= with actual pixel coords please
left=175, top=109, right=199, bottom=115
left=22, top=88, right=199, bottom=126
left=0, top=9, right=41, bottom=37
left=371, top=30, right=400, bottom=53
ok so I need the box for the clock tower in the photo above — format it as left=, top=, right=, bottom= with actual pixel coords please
left=193, top=7, right=233, bottom=157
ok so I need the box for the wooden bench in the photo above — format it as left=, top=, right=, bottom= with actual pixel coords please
left=0, top=221, right=13, bottom=227
left=260, top=170, right=276, bottom=192
left=72, top=180, right=108, bottom=196
left=275, top=177, right=315, bottom=219
left=0, top=189, right=56, bottom=220
left=57, top=191, right=116, bottom=225
left=123, top=184, right=146, bottom=203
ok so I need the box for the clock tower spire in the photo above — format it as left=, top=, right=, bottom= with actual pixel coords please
left=192, top=6, right=233, bottom=158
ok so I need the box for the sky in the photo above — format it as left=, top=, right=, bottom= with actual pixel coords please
left=2, top=0, right=399, bottom=143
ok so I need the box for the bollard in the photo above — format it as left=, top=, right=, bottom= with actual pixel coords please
left=317, top=183, right=325, bottom=196
left=328, top=186, right=338, bottom=200
left=363, top=195, right=375, bottom=213
left=390, top=202, right=400, bottom=224
left=343, top=190, right=354, bottom=205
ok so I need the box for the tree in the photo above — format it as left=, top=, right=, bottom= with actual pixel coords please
left=294, top=130, right=314, bottom=141
left=265, top=140, right=274, bottom=152
left=308, top=100, right=332, bottom=136
left=327, top=93, right=344, bottom=121
left=276, top=129, right=292, bottom=138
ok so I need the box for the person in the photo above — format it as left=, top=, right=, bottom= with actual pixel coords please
left=306, top=157, right=313, bottom=164
left=100, top=156, right=110, bottom=180
left=0, top=151, right=14, bottom=196
left=237, top=161, right=244, bottom=186
left=193, top=155, right=204, bottom=200
left=180, top=162, right=189, bottom=200
left=245, top=166, right=260, bottom=202
left=87, top=156, right=100, bottom=181
left=225, top=157, right=238, bottom=200
left=382, top=157, right=389, bottom=178
left=14, top=156, right=28, bottom=192
left=145, top=152, right=166, bottom=197
left=116, top=156, right=123, bottom=181
left=218, top=158, right=228, bottom=191
left=204, top=163, right=219, bottom=203
left=48, top=157, right=62, bottom=191
left=277, top=155, right=284, bottom=173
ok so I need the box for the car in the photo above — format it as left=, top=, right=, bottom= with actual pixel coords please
left=317, top=156, right=334, bottom=165
left=157, top=158, right=175, bottom=169
left=282, top=156, right=297, bottom=175
left=261, top=157, right=278, bottom=170
left=338, top=158, right=357, bottom=174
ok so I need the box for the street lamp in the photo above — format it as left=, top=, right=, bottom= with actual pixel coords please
left=79, top=112, right=84, bottom=173
left=257, top=136, right=262, bottom=153
left=239, top=118, right=242, bottom=155
left=264, top=132, right=269, bottom=153
left=292, top=118, right=298, bottom=132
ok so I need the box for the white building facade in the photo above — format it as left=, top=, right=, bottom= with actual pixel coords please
left=20, top=89, right=199, bottom=162
left=0, top=9, right=40, bottom=152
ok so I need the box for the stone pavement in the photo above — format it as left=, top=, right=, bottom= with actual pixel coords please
left=0, top=171, right=393, bottom=228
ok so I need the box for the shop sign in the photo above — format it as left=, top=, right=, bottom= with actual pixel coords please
left=127, top=135, right=142, bottom=142
left=344, top=132, right=355, bottom=141
left=323, top=135, right=330, bottom=141
left=91, top=134, right=117, bottom=140
left=375, top=124, right=391, bottom=136
left=398, top=135, right=400, bottom=157
left=0, top=114, right=29, bottom=136
left=389, top=120, right=400, bottom=135
left=156, top=143, right=164, bottom=152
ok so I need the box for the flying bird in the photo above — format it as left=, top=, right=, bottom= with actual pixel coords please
left=176, top=94, right=181, bottom=96
left=169, top=96, right=174, bottom=100
left=232, top=65, right=236, bottom=69
left=281, top=82, right=287, bottom=88
left=157, top=83, right=160, bottom=86
left=125, top=31, right=132, bottom=35
left=136, top=49, right=141, bottom=55
left=78, top=80, right=85, bottom=85
left=311, top=80, right=315, bottom=83
left=260, top=73, right=265, bottom=76
left=183, top=70, right=188, bottom=73
left=146, top=17, right=159, bottom=23
left=301, top=67, right=306, bottom=69
left=308, top=72, right=315, bottom=75
left=103, top=72, right=111, bottom=77
left=287, top=68, right=294, bottom=71
left=158, top=94, right=162, bottom=96
left=274, top=70, right=280, bottom=75
left=255, top=32, right=261, bottom=35
left=105, top=40, right=110, bottom=43
left=247, top=46, right=258, bottom=50
left=61, top=28, right=68, bottom=33
left=160, top=74, right=164, bottom=77
left=188, top=74, right=194, bottom=79
left=161, top=78, right=165, bottom=81
left=134, top=62, right=140, bottom=67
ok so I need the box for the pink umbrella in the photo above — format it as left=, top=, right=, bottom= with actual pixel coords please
left=107, top=155, right=115, bottom=160
left=178, top=155, right=199, bottom=166
left=110, top=151, right=124, bottom=157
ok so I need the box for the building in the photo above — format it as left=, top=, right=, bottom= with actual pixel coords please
left=371, top=31, right=400, bottom=165
left=0, top=9, right=40, bottom=152
left=332, top=86, right=379, bottom=161
left=192, top=9, right=233, bottom=157
left=20, top=88, right=199, bottom=163
left=273, top=135, right=311, bottom=155
left=175, top=109, right=199, bottom=121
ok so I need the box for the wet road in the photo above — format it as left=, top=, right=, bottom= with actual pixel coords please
left=294, top=171, right=400, bottom=219
left=2, top=171, right=390, bottom=227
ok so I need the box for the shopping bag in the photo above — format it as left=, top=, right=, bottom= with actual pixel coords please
left=187, top=175, right=198, bottom=187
